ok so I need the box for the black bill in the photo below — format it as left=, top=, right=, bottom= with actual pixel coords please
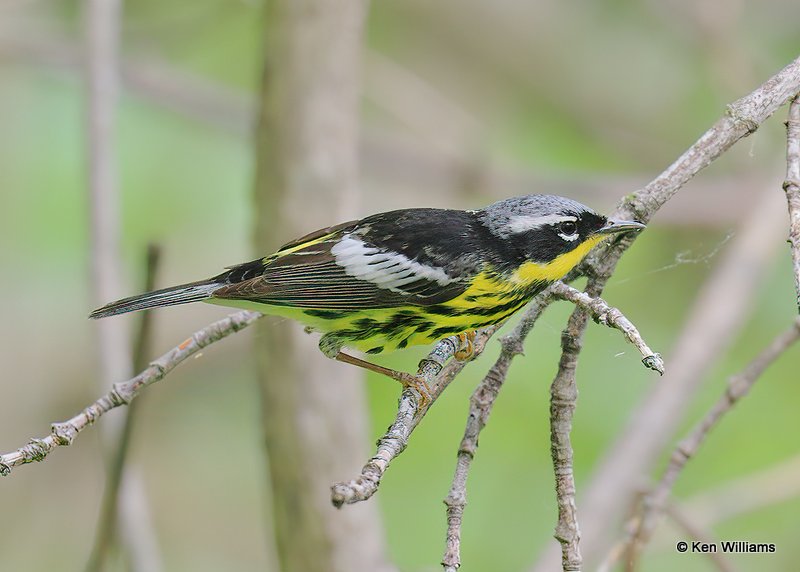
left=595, top=219, right=647, bottom=235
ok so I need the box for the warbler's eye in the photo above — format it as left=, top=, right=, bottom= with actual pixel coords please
left=557, top=221, right=578, bottom=236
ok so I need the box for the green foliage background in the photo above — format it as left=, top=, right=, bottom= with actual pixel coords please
left=0, top=1, right=798, bottom=571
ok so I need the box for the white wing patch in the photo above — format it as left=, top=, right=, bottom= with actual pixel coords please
left=331, top=236, right=456, bottom=293
left=505, top=214, right=577, bottom=234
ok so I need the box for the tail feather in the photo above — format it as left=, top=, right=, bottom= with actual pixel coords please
left=89, top=280, right=222, bottom=319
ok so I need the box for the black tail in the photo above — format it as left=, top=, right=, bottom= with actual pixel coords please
left=89, top=279, right=222, bottom=319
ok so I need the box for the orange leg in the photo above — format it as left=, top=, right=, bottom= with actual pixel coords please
left=335, top=351, right=432, bottom=409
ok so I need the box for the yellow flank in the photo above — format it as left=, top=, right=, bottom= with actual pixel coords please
left=511, top=234, right=604, bottom=284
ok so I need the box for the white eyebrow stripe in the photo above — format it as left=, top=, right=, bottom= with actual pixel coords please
left=505, top=214, right=577, bottom=234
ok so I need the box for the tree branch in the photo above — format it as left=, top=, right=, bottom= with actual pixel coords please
left=442, top=294, right=553, bottom=572
left=683, top=454, right=800, bottom=529
left=83, top=2, right=163, bottom=569
left=662, top=504, right=738, bottom=572
left=784, top=95, right=800, bottom=312
left=0, top=311, right=262, bottom=475
left=534, top=52, right=800, bottom=572
left=546, top=282, right=666, bottom=572
left=331, top=327, right=500, bottom=507
left=440, top=283, right=663, bottom=571
left=613, top=317, right=800, bottom=569
left=549, top=283, right=664, bottom=375
left=86, top=244, right=161, bottom=572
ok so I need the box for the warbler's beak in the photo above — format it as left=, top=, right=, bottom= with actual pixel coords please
left=595, top=219, right=646, bottom=235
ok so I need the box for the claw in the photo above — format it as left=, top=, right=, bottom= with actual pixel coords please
left=454, top=331, right=476, bottom=361
left=398, top=372, right=432, bottom=410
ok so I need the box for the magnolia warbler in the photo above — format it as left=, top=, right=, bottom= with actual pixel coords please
left=90, top=194, right=644, bottom=388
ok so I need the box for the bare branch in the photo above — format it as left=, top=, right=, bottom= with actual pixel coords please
left=617, top=54, right=800, bottom=225
left=554, top=195, right=785, bottom=572
left=331, top=327, right=500, bottom=507
left=86, top=245, right=161, bottom=572
left=613, top=317, right=800, bottom=568
left=547, top=296, right=591, bottom=572
left=86, top=0, right=127, bottom=385
left=83, top=2, right=163, bottom=569
left=549, top=283, right=664, bottom=375
left=442, top=294, right=554, bottom=572
left=534, top=53, right=800, bottom=572
left=546, top=283, right=665, bottom=571
left=441, top=284, right=661, bottom=571
left=683, top=454, right=800, bottom=528
left=784, top=95, right=800, bottom=312
left=0, top=311, right=262, bottom=475
left=663, top=504, right=738, bottom=572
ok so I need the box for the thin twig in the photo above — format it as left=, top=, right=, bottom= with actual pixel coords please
left=547, top=290, right=594, bottom=572
left=86, top=0, right=127, bottom=385
left=549, top=283, right=664, bottom=375
left=578, top=197, right=784, bottom=572
left=86, top=244, right=161, bottom=572
left=683, top=454, right=800, bottom=528
left=534, top=53, right=800, bottom=572
left=84, top=1, right=161, bottom=569
left=613, top=317, right=800, bottom=569
left=548, top=282, right=666, bottom=572
left=441, top=285, right=662, bottom=571
left=442, top=293, right=554, bottom=572
left=784, top=95, right=800, bottom=312
left=330, top=326, right=500, bottom=507
left=0, top=311, right=262, bottom=475
left=663, top=504, right=738, bottom=572
left=602, top=456, right=800, bottom=565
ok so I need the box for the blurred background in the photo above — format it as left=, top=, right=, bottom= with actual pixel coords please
left=0, top=0, right=799, bottom=571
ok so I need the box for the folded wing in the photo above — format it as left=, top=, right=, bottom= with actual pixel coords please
left=212, top=233, right=471, bottom=310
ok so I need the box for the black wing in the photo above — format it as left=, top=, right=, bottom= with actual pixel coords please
left=212, top=208, right=487, bottom=310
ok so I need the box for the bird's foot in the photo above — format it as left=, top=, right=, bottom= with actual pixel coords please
left=396, top=372, right=433, bottom=411
left=454, top=330, right=477, bottom=361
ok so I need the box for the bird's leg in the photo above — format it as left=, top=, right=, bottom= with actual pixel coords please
left=334, top=351, right=432, bottom=409
left=319, top=333, right=432, bottom=408
left=334, top=351, right=408, bottom=382
left=454, top=330, right=477, bottom=361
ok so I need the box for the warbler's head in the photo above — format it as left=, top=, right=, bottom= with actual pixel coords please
left=477, top=194, right=645, bottom=270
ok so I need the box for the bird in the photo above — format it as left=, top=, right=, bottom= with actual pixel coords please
left=90, top=194, right=644, bottom=397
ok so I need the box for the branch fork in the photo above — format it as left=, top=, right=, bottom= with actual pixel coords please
left=331, top=327, right=499, bottom=508
left=1, top=29, right=800, bottom=572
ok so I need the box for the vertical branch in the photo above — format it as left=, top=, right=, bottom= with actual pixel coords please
left=85, top=3, right=161, bottom=571
left=253, top=1, right=394, bottom=571
left=86, top=245, right=161, bottom=572
left=539, top=196, right=785, bottom=571
left=619, top=317, right=800, bottom=568
left=662, top=505, right=738, bottom=572
left=531, top=55, right=800, bottom=567
left=784, top=95, right=800, bottom=312
left=86, top=0, right=128, bottom=387
left=442, top=295, right=553, bottom=572
left=546, top=281, right=600, bottom=572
